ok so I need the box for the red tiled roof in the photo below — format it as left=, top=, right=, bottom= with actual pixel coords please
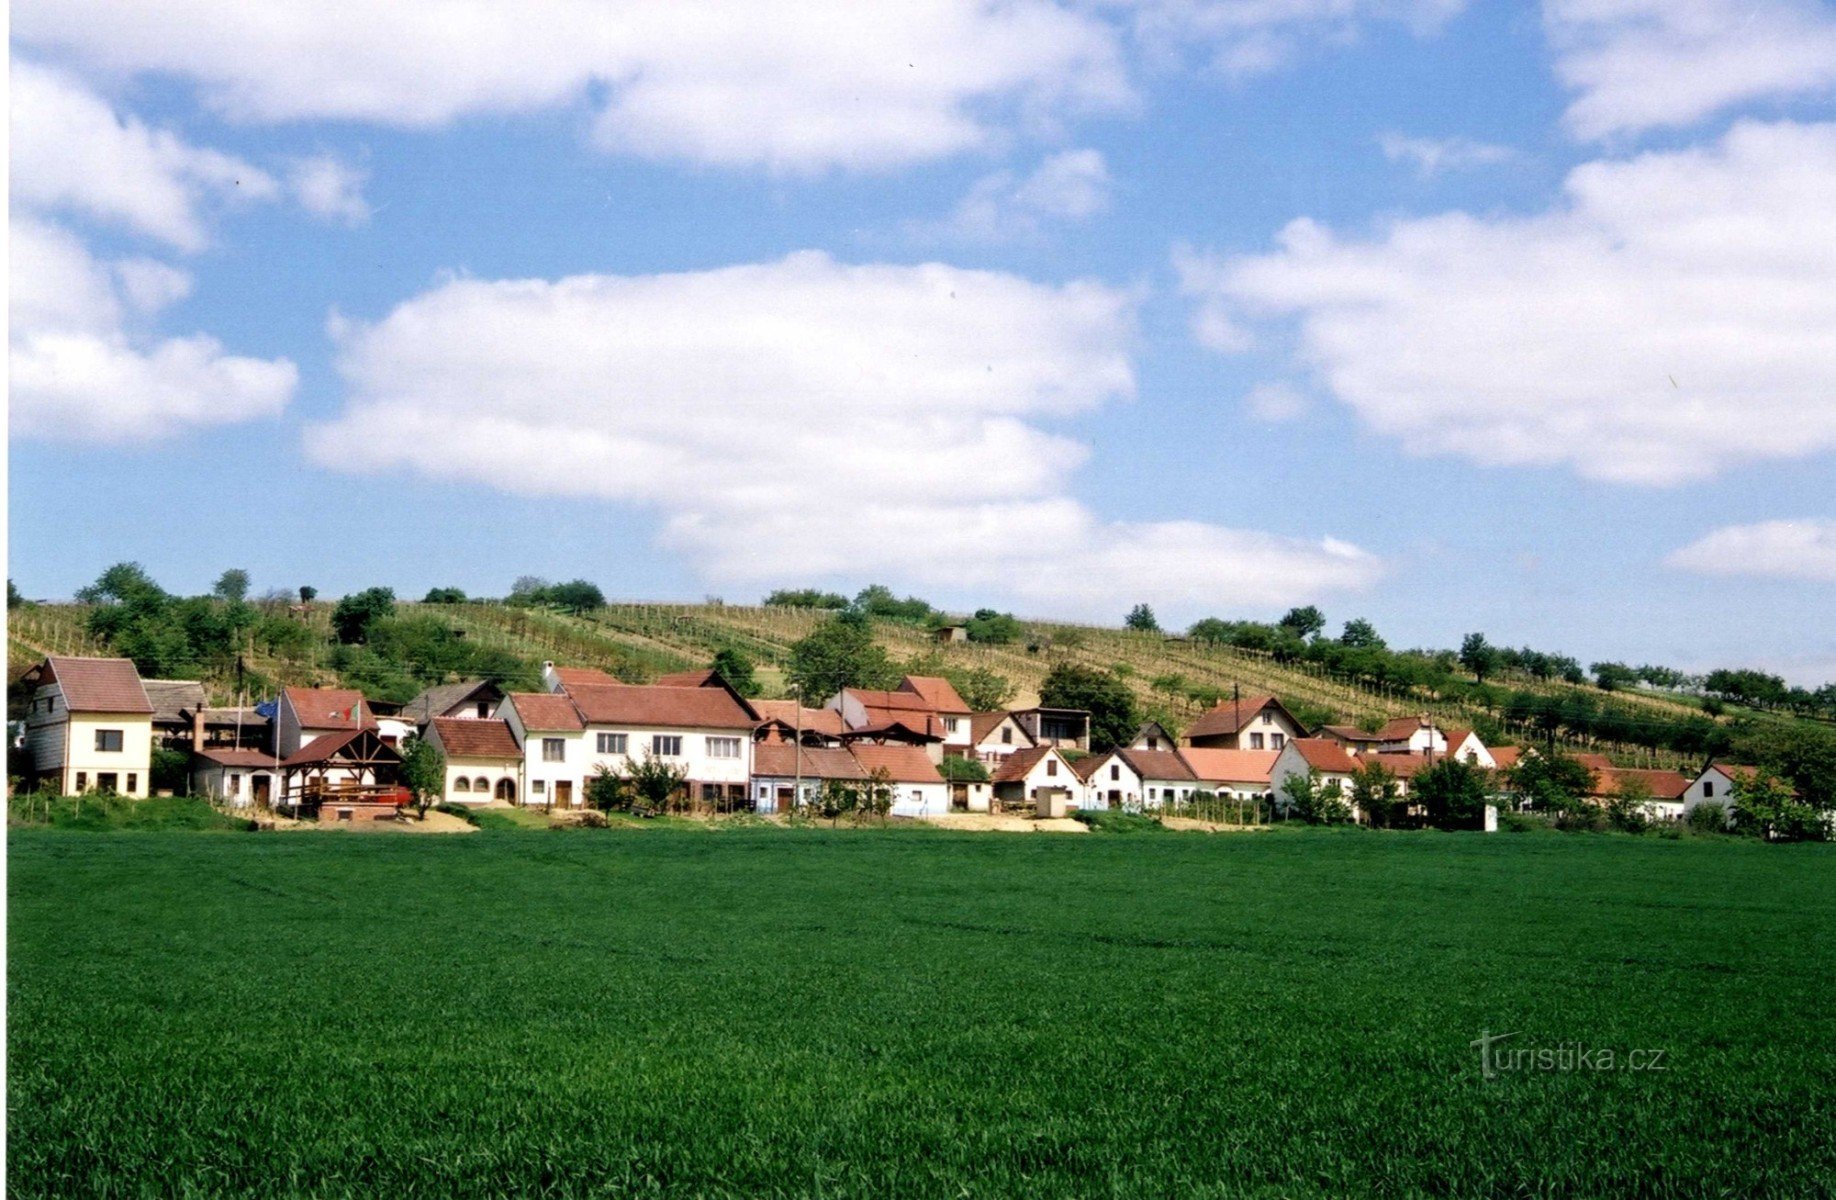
left=1290, top=738, right=1360, bottom=775
left=1180, top=748, right=1279, bottom=786
left=282, top=730, right=362, bottom=766
left=1185, top=694, right=1281, bottom=739
left=1319, top=724, right=1381, bottom=743
left=1707, top=761, right=1761, bottom=782
left=1366, top=753, right=1440, bottom=778
left=969, top=711, right=1027, bottom=745
left=1116, top=748, right=1197, bottom=782
left=848, top=743, right=945, bottom=784
left=653, top=668, right=721, bottom=688
left=1573, top=752, right=1615, bottom=773
left=1594, top=768, right=1691, bottom=800
left=843, top=720, right=943, bottom=744
left=990, top=745, right=1056, bottom=784
left=284, top=686, right=374, bottom=731
left=1377, top=717, right=1437, bottom=741
left=752, top=701, right=849, bottom=738
left=1442, top=729, right=1475, bottom=751
left=431, top=717, right=522, bottom=760
left=568, top=684, right=757, bottom=730
left=899, top=675, right=971, bottom=714
left=1490, top=747, right=1525, bottom=770
left=506, top=692, right=586, bottom=732
left=35, top=656, right=153, bottom=714
left=753, top=744, right=866, bottom=780
left=194, top=748, right=281, bottom=768
left=549, top=666, right=623, bottom=691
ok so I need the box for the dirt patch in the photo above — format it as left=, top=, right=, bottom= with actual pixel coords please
left=268, top=810, right=476, bottom=833
left=1159, top=817, right=1268, bottom=833
left=920, top=813, right=1089, bottom=834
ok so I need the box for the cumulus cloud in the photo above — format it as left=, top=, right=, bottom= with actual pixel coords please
left=286, top=154, right=371, bottom=226
left=10, top=57, right=278, bottom=251
left=10, top=216, right=297, bottom=441
left=1547, top=0, right=1836, bottom=140
left=1666, top=520, right=1836, bottom=584
left=918, top=149, right=1112, bottom=242
left=1119, top=0, right=1467, bottom=77
left=15, top=0, right=1130, bottom=172
left=306, top=252, right=1379, bottom=614
left=1378, top=132, right=1518, bottom=175
left=1179, top=120, right=1836, bottom=484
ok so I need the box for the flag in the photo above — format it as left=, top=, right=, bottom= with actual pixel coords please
left=254, top=699, right=279, bottom=720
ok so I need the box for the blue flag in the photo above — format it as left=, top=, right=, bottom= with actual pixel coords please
left=254, top=699, right=279, bottom=720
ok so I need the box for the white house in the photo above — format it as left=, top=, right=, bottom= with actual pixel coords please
left=276, top=686, right=373, bottom=756
left=1184, top=694, right=1305, bottom=751
left=1270, top=738, right=1361, bottom=813
left=1372, top=716, right=1448, bottom=757
left=568, top=683, right=757, bottom=810
left=19, top=656, right=154, bottom=797
left=750, top=743, right=867, bottom=813
left=989, top=746, right=1086, bottom=815
left=1441, top=728, right=1496, bottom=768
left=1179, top=748, right=1279, bottom=801
left=191, top=748, right=282, bottom=807
left=1077, top=748, right=1198, bottom=811
left=1681, top=762, right=1758, bottom=822
left=1129, top=721, right=1179, bottom=752
left=401, top=679, right=505, bottom=726
left=425, top=717, right=524, bottom=806
left=848, top=743, right=949, bottom=818
left=501, top=692, right=588, bottom=809
left=967, top=711, right=1034, bottom=764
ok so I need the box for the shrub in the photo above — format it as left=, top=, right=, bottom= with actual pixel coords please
left=1686, top=801, right=1729, bottom=835
left=1072, top=808, right=1163, bottom=834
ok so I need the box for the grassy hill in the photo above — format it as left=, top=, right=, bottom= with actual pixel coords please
left=10, top=598, right=1766, bottom=770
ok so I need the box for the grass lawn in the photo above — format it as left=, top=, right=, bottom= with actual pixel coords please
left=9, top=827, right=1833, bottom=1197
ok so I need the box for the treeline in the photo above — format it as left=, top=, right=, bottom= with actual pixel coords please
left=766, top=584, right=1024, bottom=645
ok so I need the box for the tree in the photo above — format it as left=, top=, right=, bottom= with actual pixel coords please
left=77, top=562, right=167, bottom=608
left=1459, top=633, right=1498, bottom=683
left=786, top=611, right=898, bottom=703
left=851, top=585, right=935, bottom=624
left=946, top=666, right=1013, bottom=713
left=546, top=579, right=605, bottom=613
left=423, top=587, right=467, bottom=604
left=586, top=764, right=634, bottom=813
left=1038, top=662, right=1139, bottom=752
left=1350, top=759, right=1402, bottom=828
left=620, top=754, right=691, bottom=816
left=1339, top=618, right=1385, bottom=650
left=1415, top=758, right=1489, bottom=831
left=858, top=766, right=895, bottom=824
left=763, top=588, right=849, bottom=609
left=1590, top=661, right=1640, bottom=692
left=298, top=585, right=317, bottom=605
left=1509, top=750, right=1595, bottom=814
left=7, top=579, right=26, bottom=609
left=510, top=576, right=550, bottom=602
left=332, top=587, right=396, bottom=644
left=1280, top=770, right=1351, bottom=825
left=1603, top=773, right=1652, bottom=834
left=1279, top=606, right=1326, bottom=640
left=711, top=648, right=760, bottom=698
left=1125, top=603, right=1160, bottom=633
left=212, top=569, right=250, bottom=603
left=1728, top=768, right=1825, bottom=842
left=964, top=608, right=1023, bottom=645
left=398, top=735, right=446, bottom=819
left=938, top=756, right=989, bottom=783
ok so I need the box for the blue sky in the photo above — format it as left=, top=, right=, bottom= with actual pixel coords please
left=9, top=1, right=1836, bottom=684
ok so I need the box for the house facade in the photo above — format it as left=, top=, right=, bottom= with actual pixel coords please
left=1184, top=695, right=1305, bottom=751
left=20, top=656, right=155, bottom=797
left=1270, top=739, right=1361, bottom=812
left=967, top=711, right=1034, bottom=764
left=569, top=683, right=757, bottom=809
left=425, top=717, right=524, bottom=805
left=501, top=692, right=588, bottom=809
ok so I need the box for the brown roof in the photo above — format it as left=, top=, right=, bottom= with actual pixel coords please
left=1595, top=768, right=1691, bottom=800
left=1442, top=729, right=1475, bottom=751
left=847, top=688, right=937, bottom=714
left=143, top=679, right=207, bottom=722
left=969, top=711, right=1027, bottom=745
left=1070, top=752, right=1110, bottom=781
left=1377, top=717, right=1437, bottom=741
left=401, top=680, right=502, bottom=723
left=34, top=656, right=153, bottom=714
left=847, top=743, right=945, bottom=784
left=653, top=668, right=721, bottom=688
left=282, top=730, right=361, bottom=766
left=1180, top=748, right=1279, bottom=786
left=1185, top=694, right=1285, bottom=739
left=431, top=717, right=522, bottom=760
left=1365, top=753, right=1440, bottom=779
left=752, top=701, right=849, bottom=738
left=549, top=665, right=623, bottom=691
left=990, top=745, right=1055, bottom=784
left=1319, top=724, right=1381, bottom=743
left=506, top=692, right=586, bottom=732
left=1116, top=748, right=1197, bottom=782
left=1490, top=747, right=1525, bottom=770
left=284, top=686, right=374, bottom=731
left=194, top=748, right=281, bottom=768
left=189, top=706, right=270, bottom=729
left=1707, top=761, right=1761, bottom=782
left=1290, top=738, right=1360, bottom=775
left=753, top=744, right=866, bottom=780
left=568, top=684, right=757, bottom=730
left=1573, top=752, right=1615, bottom=773
left=899, top=675, right=971, bottom=714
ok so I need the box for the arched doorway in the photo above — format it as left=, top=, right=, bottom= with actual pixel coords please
left=495, top=778, right=517, bottom=803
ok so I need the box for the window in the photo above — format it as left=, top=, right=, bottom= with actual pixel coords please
left=1272, top=734, right=1286, bottom=749
left=97, top=773, right=119, bottom=793
left=1703, top=781, right=1714, bottom=797
left=532, top=780, right=546, bottom=795
left=652, top=735, right=682, bottom=757
left=127, top=774, right=138, bottom=793
left=473, top=776, right=489, bottom=792
left=946, top=718, right=961, bottom=734
left=1250, top=733, right=1265, bottom=749
left=229, top=773, right=242, bottom=797
left=1109, top=764, right=1120, bottom=781
left=597, top=732, right=628, bottom=755
left=542, top=738, right=565, bottom=762
left=476, top=701, right=491, bottom=718
left=75, top=772, right=87, bottom=792
left=95, top=729, right=124, bottom=752
left=454, top=777, right=472, bottom=793
left=706, top=736, right=741, bottom=759
left=1046, top=759, right=1058, bottom=776
left=1001, top=727, right=1012, bottom=744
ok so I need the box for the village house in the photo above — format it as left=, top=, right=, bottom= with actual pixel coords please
left=400, top=679, right=505, bottom=726
left=500, top=692, right=588, bottom=809
left=1011, top=706, right=1091, bottom=750
left=1681, top=761, right=1759, bottom=821
left=569, top=683, right=759, bottom=810
left=541, top=662, right=622, bottom=693
left=1179, top=748, right=1279, bottom=801
left=425, top=717, right=523, bottom=805
left=278, top=728, right=405, bottom=814
left=276, top=686, right=374, bottom=756
left=846, top=743, right=950, bottom=817
left=989, top=745, right=1084, bottom=816
left=1184, top=694, right=1306, bottom=751
left=751, top=700, right=849, bottom=746
left=1269, top=738, right=1361, bottom=813
left=1129, top=721, right=1179, bottom=752
left=966, top=711, right=1034, bottom=763
left=191, top=748, right=281, bottom=808
left=143, top=679, right=208, bottom=751
left=1371, top=716, right=1446, bottom=757
left=1592, top=767, right=1692, bottom=821
left=20, top=656, right=154, bottom=797
left=1078, top=747, right=1199, bottom=811
left=749, top=743, right=867, bottom=813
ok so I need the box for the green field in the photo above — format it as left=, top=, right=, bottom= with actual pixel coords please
left=9, top=828, right=1834, bottom=1197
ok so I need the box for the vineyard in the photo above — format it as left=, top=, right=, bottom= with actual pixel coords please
left=9, top=598, right=1741, bottom=770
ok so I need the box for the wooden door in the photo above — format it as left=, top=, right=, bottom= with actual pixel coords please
left=554, top=781, right=574, bottom=809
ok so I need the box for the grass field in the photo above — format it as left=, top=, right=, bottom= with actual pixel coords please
left=9, top=828, right=1834, bottom=1197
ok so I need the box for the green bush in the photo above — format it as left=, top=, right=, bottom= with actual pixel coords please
left=1072, top=808, right=1163, bottom=834
left=9, top=793, right=254, bottom=832
left=433, top=803, right=480, bottom=825
left=1686, top=801, right=1729, bottom=835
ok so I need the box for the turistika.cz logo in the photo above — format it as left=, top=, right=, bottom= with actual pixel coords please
left=1470, top=1030, right=1669, bottom=1080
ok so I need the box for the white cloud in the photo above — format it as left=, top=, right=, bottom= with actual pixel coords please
left=1244, top=381, right=1310, bottom=422
left=1119, top=0, right=1467, bottom=78
left=1378, top=131, right=1518, bottom=175
left=10, top=216, right=297, bottom=441
left=286, top=155, right=371, bottom=226
left=305, top=251, right=1379, bottom=614
left=9, top=57, right=278, bottom=250
left=1180, top=120, right=1836, bottom=484
left=1666, top=520, right=1836, bottom=583
left=1547, top=0, right=1836, bottom=139
left=16, top=1, right=1130, bottom=172
left=920, top=149, right=1112, bottom=242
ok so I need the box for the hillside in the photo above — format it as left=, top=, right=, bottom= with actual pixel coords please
left=9, top=598, right=1765, bottom=770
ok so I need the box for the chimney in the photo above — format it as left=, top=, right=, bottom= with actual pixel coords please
left=192, top=708, right=206, bottom=752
